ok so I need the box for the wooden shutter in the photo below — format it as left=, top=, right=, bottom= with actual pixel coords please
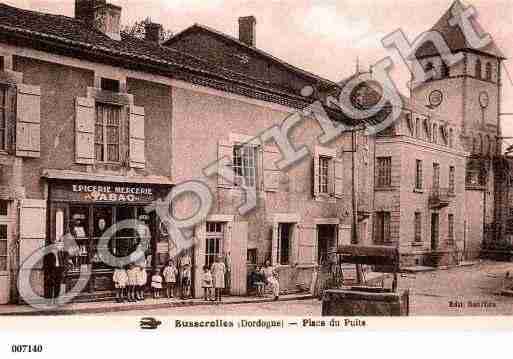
left=334, top=158, right=344, bottom=198
left=16, top=84, right=41, bottom=158
left=230, top=222, right=248, bottom=295
left=75, top=97, right=95, bottom=164
left=271, top=222, right=279, bottom=265
left=263, top=146, right=281, bottom=192
left=218, top=141, right=233, bottom=188
left=299, top=225, right=316, bottom=265
left=129, top=105, right=145, bottom=169
left=313, top=148, right=320, bottom=197
left=19, top=199, right=46, bottom=269
left=193, top=223, right=206, bottom=299
left=338, top=224, right=351, bottom=247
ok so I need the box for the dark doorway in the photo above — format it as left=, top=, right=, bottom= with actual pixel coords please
left=431, top=213, right=439, bottom=250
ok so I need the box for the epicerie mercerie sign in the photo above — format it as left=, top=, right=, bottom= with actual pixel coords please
left=71, top=184, right=154, bottom=203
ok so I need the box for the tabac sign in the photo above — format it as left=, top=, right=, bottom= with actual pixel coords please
left=49, top=182, right=157, bottom=203
left=72, top=184, right=154, bottom=203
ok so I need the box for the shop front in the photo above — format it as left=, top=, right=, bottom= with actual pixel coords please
left=46, top=179, right=172, bottom=301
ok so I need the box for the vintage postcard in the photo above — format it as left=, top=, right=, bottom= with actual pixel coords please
left=0, top=0, right=513, bottom=343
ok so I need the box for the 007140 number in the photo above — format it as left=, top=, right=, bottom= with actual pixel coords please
left=11, top=345, right=43, bottom=353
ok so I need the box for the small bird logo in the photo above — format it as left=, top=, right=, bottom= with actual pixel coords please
left=140, top=317, right=162, bottom=330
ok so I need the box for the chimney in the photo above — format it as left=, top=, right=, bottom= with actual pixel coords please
left=75, top=0, right=122, bottom=41
left=145, top=22, right=163, bottom=43
left=238, top=16, right=256, bottom=47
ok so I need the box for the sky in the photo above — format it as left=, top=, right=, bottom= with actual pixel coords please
left=5, top=0, right=513, bottom=144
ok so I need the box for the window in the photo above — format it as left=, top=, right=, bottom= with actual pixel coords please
left=449, top=166, right=455, bottom=194
left=475, top=59, right=482, bottom=79
left=95, top=103, right=121, bottom=163
left=206, top=222, right=224, bottom=268
left=433, top=163, right=440, bottom=190
left=277, top=223, right=292, bottom=265
left=233, top=144, right=258, bottom=187
left=431, top=213, right=439, bottom=250
left=448, top=214, right=454, bottom=245
left=101, top=78, right=120, bottom=93
left=0, top=223, right=7, bottom=271
left=485, top=62, right=492, bottom=81
left=374, top=211, right=391, bottom=244
left=318, top=156, right=330, bottom=194
left=414, top=212, right=422, bottom=243
left=247, top=248, right=257, bottom=265
left=0, top=57, right=4, bottom=71
left=415, top=160, right=423, bottom=190
left=377, top=157, right=392, bottom=187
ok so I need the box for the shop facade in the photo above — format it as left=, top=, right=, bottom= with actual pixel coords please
left=45, top=178, right=172, bottom=300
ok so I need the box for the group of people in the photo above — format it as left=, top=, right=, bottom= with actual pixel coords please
left=201, top=256, right=227, bottom=302
left=113, top=263, right=148, bottom=302
left=248, top=260, right=280, bottom=301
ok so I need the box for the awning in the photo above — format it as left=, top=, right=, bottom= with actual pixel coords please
left=42, top=169, right=174, bottom=186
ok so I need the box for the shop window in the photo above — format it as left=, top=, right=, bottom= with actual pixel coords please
left=206, top=222, right=224, bottom=268
left=68, top=206, right=90, bottom=272
left=374, top=211, right=391, bottom=244
left=247, top=248, right=257, bottom=265
left=233, top=144, right=258, bottom=187
left=376, top=157, right=392, bottom=187
left=0, top=224, right=7, bottom=271
left=95, top=103, right=121, bottom=163
left=277, top=223, right=292, bottom=265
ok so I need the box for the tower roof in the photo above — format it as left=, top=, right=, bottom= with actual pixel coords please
left=415, top=0, right=505, bottom=59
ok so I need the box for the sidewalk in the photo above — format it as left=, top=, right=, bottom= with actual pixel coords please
left=402, top=260, right=482, bottom=274
left=0, top=293, right=314, bottom=316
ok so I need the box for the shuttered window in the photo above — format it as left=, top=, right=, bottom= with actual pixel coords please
left=318, top=156, right=330, bottom=194
left=233, top=144, right=258, bottom=187
left=414, top=212, right=422, bottom=242
left=415, top=160, right=423, bottom=190
left=95, top=103, right=121, bottom=163
left=376, top=157, right=392, bottom=187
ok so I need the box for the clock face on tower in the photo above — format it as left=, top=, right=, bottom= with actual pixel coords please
left=479, top=91, right=490, bottom=109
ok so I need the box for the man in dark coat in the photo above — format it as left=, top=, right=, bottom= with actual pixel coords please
left=46, top=239, right=69, bottom=302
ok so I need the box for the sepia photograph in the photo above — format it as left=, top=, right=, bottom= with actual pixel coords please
left=0, top=1, right=512, bottom=349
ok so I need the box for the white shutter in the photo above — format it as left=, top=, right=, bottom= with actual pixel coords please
left=218, top=141, right=233, bottom=188
left=334, top=158, right=344, bottom=198
left=230, top=222, right=248, bottom=296
left=263, top=146, right=281, bottom=192
left=16, top=84, right=41, bottom=158
left=298, top=225, right=316, bottom=265
left=75, top=97, right=95, bottom=164
left=19, top=199, right=46, bottom=269
left=129, top=105, right=145, bottom=169
left=338, top=224, right=351, bottom=247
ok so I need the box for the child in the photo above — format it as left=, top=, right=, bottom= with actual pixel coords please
left=255, top=266, right=266, bottom=297
left=151, top=270, right=163, bottom=299
left=127, top=264, right=138, bottom=302
left=202, top=266, right=213, bottom=301
left=163, top=260, right=178, bottom=298
left=181, top=264, right=191, bottom=299
left=113, top=266, right=128, bottom=303
left=137, top=265, right=148, bottom=301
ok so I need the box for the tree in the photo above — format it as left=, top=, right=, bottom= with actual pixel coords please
left=121, top=17, right=173, bottom=42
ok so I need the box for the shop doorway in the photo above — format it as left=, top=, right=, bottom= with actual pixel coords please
left=317, top=224, right=337, bottom=265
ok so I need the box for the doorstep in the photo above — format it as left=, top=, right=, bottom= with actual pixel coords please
left=0, top=293, right=314, bottom=316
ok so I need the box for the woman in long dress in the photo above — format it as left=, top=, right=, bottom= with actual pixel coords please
left=211, top=256, right=226, bottom=302
left=263, top=260, right=280, bottom=301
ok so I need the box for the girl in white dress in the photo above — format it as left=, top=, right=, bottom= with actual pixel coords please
left=211, top=256, right=226, bottom=302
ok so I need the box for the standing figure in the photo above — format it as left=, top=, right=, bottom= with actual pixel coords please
left=211, top=256, right=226, bottom=302
left=138, top=265, right=148, bottom=301
left=163, top=259, right=178, bottom=298
left=113, top=266, right=128, bottom=303
left=263, top=260, right=280, bottom=301
left=46, top=237, right=70, bottom=304
left=151, top=269, right=163, bottom=299
left=181, top=264, right=192, bottom=299
left=126, top=264, right=138, bottom=302
left=202, top=266, right=213, bottom=301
